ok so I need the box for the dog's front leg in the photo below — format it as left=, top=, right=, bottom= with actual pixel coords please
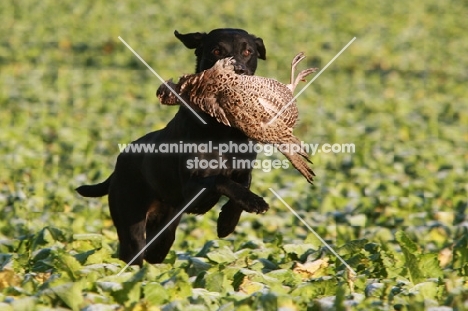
left=217, top=200, right=244, bottom=238
left=217, top=172, right=251, bottom=237
left=184, top=175, right=269, bottom=214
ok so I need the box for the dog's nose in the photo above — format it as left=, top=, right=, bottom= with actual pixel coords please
left=233, top=63, right=248, bottom=75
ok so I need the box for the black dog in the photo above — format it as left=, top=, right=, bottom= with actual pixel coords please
left=76, top=29, right=267, bottom=266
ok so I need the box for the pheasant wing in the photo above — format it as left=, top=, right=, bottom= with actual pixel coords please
left=189, top=96, right=232, bottom=127
left=236, top=76, right=299, bottom=127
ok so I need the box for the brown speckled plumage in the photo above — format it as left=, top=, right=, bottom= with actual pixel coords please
left=157, top=53, right=318, bottom=183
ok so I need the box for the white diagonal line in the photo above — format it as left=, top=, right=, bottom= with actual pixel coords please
left=118, top=36, right=207, bottom=125
left=117, top=188, right=206, bottom=275
left=269, top=188, right=357, bottom=276
left=267, top=37, right=357, bottom=125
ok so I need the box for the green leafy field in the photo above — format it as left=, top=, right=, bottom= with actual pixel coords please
left=1, top=0, right=467, bottom=310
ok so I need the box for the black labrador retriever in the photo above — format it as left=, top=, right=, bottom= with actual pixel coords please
left=76, top=28, right=267, bottom=266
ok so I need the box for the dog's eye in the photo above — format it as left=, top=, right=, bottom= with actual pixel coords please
left=242, top=49, right=252, bottom=57
left=212, top=48, right=221, bottom=56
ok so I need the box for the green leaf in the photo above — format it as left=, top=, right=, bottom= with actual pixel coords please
left=144, top=282, right=168, bottom=305
left=112, top=282, right=142, bottom=307
left=163, top=270, right=192, bottom=300
left=290, top=278, right=337, bottom=300
left=453, top=234, right=468, bottom=269
left=30, top=227, right=72, bottom=251
left=205, top=271, right=226, bottom=293
left=191, top=288, right=222, bottom=306
left=259, top=292, right=278, bottom=310
left=128, top=265, right=148, bottom=283
left=395, top=231, right=420, bottom=255
left=334, top=283, right=347, bottom=311
left=73, top=233, right=103, bottom=241
left=84, top=248, right=112, bottom=265
left=419, top=254, right=443, bottom=279
left=51, top=281, right=84, bottom=311
left=31, top=248, right=55, bottom=272
left=283, top=243, right=315, bottom=256
left=395, top=231, right=424, bottom=284
left=55, top=252, right=83, bottom=281
left=96, top=281, right=123, bottom=292
left=9, top=297, right=37, bottom=311
left=338, top=239, right=368, bottom=256
left=266, top=269, right=301, bottom=287
left=381, top=251, right=404, bottom=278
left=206, top=246, right=237, bottom=264
left=233, top=268, right=281, bottom=292
left=190, top=257, right=212, bottom=271
left=408, top=281, right=440, bottom=301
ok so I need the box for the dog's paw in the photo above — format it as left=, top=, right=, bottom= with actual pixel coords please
left=238, top=193, right=269, bottom=214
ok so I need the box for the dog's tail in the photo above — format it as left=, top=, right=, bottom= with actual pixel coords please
left=76, top=174, right=112, bottom=197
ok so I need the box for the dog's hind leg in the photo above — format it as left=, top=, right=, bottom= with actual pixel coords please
left=144, top=201, right=182, bottom=264
left=108, top=171, right=151, bottom=266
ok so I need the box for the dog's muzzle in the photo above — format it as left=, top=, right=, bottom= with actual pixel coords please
left=233, top=63, right=249, bottom=75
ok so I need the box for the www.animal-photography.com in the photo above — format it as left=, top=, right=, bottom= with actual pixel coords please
left=1, top=1, right=467, bottom=310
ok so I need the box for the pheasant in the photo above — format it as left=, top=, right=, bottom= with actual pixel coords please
left=157, top=53, right=318, bottom=183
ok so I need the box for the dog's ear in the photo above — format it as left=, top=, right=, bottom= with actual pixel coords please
left=254, top=37, right=266, bottom=60
left=174, top=30, right=206, bottom=49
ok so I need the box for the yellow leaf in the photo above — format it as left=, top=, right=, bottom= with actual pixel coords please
left=293, top=258, right=329, bottom=280
left=0, top=270, right=21, bottom=290
left=239, top=277, right=264, bottom=295
left=438, top=248, right=452, bottom=268
left=34, top=272, right=52, bottom=284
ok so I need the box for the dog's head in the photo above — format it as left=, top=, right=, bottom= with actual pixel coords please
left=174, top=28, right=266, bottom=75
